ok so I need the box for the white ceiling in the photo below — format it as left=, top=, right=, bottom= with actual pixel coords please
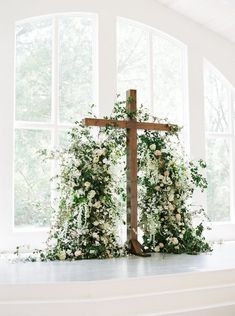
left=156, top=0, right=235, bottom=43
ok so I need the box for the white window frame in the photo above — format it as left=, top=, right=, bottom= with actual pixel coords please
left=4, top=13, right=98, bottom=251
left=204, top=60, right=235, bottom=241
left=117, top=17, right=190, bottom=149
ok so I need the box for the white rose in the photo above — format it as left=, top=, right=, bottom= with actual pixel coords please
left=58, top=250, right=66, bottom=260
left=84, top=181, right=91, bottom=188
left=94, top=201, right=102, bottom=209
left=93, top=221, right=99, bottom=226
left=159, top=243, right=164, bottom=248
left=75, top=250, right=82, bottom=257
left=88, top=190, right=96, bottom=198
left=149, top=144, right=156, bottom=151
left=172, top=237, right=179, bottom=245
left=154, top=150, right=161, bottom=157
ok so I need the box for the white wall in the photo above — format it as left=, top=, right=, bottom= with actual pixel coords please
left=1, top=0, right=235, bottom=249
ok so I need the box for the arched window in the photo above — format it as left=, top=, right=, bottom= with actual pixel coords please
left=117, top=17, right=188, bottom=126
left=204, top=61, right=235, bottom=222
left=14, top=14, right=98, bottom=228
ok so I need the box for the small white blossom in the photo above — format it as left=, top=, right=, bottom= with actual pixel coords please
left=94, top=201, right=102, bottom=209
left=88, top=190, right=96, bottom=198
left=75, top=250, right=82, bottom=257
left=84, top=181, right=91, bottom=189
left=154, top=150, right=161, bottom=157
left=58, top=250, right=66, bottom=260
left=154, top=245, right=160, bottom=252
left=175, top=213, right=181, bottom=222
left=172, top=237, right=179, bottom=245
left=93, top=156, right=99, bottom=163
left=159, top=243, right=164, bottom=248
left=149, top=144, right=156, bottom=151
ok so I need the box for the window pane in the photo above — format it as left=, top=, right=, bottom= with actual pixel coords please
left=59, top=129, right=70, bottom=148
left=204, top=63, right=231, bottom=133
left=117, top=19, right=149, bottom=105
left=59, top=16, right=96, bottom=123
left=15, top=129, right=51, bottom=227
left=206, top=137, right=231, bottom=222
left=15, top=18, right=52, bottom=122
left=153, top=35, right=185, bottom=125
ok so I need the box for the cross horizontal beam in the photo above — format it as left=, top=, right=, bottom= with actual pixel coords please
left=84, top=118, right=173, bottom=132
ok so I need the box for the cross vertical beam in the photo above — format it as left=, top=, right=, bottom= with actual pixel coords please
left=126, top=90, right=138, bottom=242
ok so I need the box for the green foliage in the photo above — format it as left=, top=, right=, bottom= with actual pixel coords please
left=29, top=99, right=211, bottom=261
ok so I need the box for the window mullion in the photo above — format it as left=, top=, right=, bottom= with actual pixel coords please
left=230, top=90, right=235, bottom=222
left=51, top=16, right=59, bottom=145
left=148, top=30, right=154, bottom=113
left=51, top=16, right=60, bottom=208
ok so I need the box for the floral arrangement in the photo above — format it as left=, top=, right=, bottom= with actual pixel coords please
left=26, top=99, right=211, bottom=261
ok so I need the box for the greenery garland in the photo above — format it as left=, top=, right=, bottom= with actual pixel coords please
left=25, top=99, right=211, bottom=261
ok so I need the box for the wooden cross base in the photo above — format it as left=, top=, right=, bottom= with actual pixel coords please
left=128, top=240, right=151, bottom=257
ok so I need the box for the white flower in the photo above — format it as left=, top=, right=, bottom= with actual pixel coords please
left=164, top=171, right=170, bottom=177
left=93, top=156, right=99, bottom=163
left=159, top=243, right=164, bottom=248
left=172, top=237, right=179, bottom=245
left=73, top=170, right=81, bottom=178
left=149, top=144, right=156, bottom=151
left=93, top=232, right=99, bottom=239
left=94, top=201, right=102, bottom=209
left=58, top=250, right=66, bottom=260
left=84, top=181, right=91, bottom=189
left=75, top=250, right=82, bottom=257
left=154, top=150, right=161, bottom=157
left=47, top=237, right=57, bottom=247
left=103, top=158, right=109, bottom=164
left=175, top=213, right=181, bottom=222
left=155, top=186, right=161, bottom=191
left=93, top=221, right=99, bottom=226
left=88, top=190, right=96, bottom=198
left=168, top=203, right=175, bottom=211
left=154, top=245, right=160, bottom=252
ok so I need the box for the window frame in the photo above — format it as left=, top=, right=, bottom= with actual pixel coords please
left=204, top=60, right=235, bottom=238
left=11, top=13, right=98, bottom=249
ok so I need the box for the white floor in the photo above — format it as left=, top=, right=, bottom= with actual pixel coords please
left=1, top=242, right=235, bottom=316
left=0, top=241, right=235, bottom=284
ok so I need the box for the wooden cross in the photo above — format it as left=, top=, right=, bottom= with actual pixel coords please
left=84, top=89, right=173, bottom=256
